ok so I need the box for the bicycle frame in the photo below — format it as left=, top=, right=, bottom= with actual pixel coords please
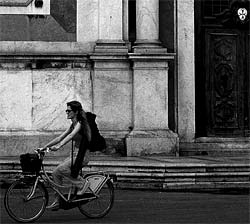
left=5, top=150, right=114, bottom=223
left=24, top=152, right=111, bottom=204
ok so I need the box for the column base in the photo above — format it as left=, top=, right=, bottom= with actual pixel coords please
left=133, top=39, right=168, bottom=54
left=94, top=39, right=128, bottom=53
left=125, top=130, right=179, bottom=156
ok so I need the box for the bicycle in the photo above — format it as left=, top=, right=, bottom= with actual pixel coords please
left=4, top=148, right=114, bottom=223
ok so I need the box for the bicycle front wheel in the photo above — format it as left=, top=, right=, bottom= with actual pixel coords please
left=4, top=178, right=48, bottom=223
left=78, top=179, right=114, bottom=218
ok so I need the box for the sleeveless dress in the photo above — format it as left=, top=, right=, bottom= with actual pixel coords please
left=52, top=124, right=90, bottom=188
left=72, top=131, right=90, bottom=166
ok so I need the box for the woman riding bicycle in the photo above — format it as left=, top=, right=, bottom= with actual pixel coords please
left=42, top=100, right=91, bottom=211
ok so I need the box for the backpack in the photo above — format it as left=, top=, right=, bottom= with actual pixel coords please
left=86, top=112, right=106, bottom=152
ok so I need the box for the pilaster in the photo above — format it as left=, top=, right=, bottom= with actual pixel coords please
left=177, top=0, right=195, bottom=142
left=127, top=53, right=178, bottom=156
left=89, top=53, right=131, bottom=133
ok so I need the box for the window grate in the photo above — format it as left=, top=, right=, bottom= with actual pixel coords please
left=203, top=0, right=230, bottom=17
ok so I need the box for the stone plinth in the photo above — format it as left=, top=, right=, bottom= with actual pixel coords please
left=90, top=53, right=131, bottom=131
left=126, top=130, right=179, bottom=156
left=127, top=53, right=177, bottom=156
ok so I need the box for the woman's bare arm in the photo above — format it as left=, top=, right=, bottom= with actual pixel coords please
left=57, top=123, right=81, bottom=148
left=44, top=126, right=72, bottom=148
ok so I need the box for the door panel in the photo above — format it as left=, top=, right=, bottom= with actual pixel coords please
left=205, top=29, right=244, bottom=136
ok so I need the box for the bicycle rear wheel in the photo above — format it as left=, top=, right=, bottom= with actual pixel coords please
left=4, top=178, right=48, bottom=223
left=78, top=179, right=114, bottom=218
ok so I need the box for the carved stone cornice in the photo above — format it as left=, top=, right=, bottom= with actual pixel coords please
left=0, top=54, right=89, bottom=69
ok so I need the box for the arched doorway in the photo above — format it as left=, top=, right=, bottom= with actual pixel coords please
left=195, top=0, right=250, bottom=137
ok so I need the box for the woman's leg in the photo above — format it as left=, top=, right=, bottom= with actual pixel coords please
left=47, top=157, right=71, bottom=210
left=51, top=152, right=91, bottom=199
left=53, top=156, right=86, bottom=190
left=60, top=152, right=91, bottom=195
left=76, top=150, right=90, bottom=195
left=52, top=157, right=71, bottom=186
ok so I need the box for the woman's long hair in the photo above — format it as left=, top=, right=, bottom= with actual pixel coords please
left=67, top=101, right=91, bottom=142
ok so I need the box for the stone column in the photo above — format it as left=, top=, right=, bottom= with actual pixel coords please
left=134, top=0, right=165, bottom=52
left=123, top=0, right=129, bottom=47
left=77, top=0, right=99, bottom=43
left=94, top=0, right=127, bottom=53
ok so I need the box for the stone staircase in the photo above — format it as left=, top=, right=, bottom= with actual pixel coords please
left=180, top=138, right=250, bottom=156
left=0, top=155, right=250, bottom=191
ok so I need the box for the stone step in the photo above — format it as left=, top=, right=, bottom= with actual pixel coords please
left=1, top=169, right=249, bottom=190
left=1, top=171, right=249, bottom=191
left=1, top=157, right=249, bottom=190
left=180, top=139, right=250, bottom=156
left=1, top=159, right=250, bottom=173
left=117, top=182, right=250, bottom=191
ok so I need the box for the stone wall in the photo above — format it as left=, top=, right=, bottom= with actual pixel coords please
left=0, top=0, right=179, bottom=157
left=0, top=53, right=178, bottom=157
left=0, top=55, right=129, bottom=156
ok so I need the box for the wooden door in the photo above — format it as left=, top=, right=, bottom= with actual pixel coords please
left=195, top=0, right=250, bottom=136
left=205, top=29, right=246, bottom=135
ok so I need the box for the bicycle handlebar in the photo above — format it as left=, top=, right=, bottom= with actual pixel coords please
left=34, top=147, right=51, bottom=158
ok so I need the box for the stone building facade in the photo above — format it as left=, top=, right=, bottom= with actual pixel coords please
left=0, top=0, right=249, bottom=157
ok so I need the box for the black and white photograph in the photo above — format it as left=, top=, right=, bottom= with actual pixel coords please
left=0, top=0, right=249, bottom=223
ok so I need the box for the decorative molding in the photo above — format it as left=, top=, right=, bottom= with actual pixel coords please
left=129, top=53, right=175, bottom=62
left=0, top=54, right=89, bottom=69
left=0, top=0, right=50, bottom=15
left=0, top=0, right=33, bottom=7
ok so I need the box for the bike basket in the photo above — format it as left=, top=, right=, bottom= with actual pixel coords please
left=20, top=153, right=42, bottom=174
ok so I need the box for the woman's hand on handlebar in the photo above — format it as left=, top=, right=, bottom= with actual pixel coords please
left=36, top=147, right=50, bottom=153
left=35, top=145, right=60, bottom=153
left=50, top=145, right=60, bottom=151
